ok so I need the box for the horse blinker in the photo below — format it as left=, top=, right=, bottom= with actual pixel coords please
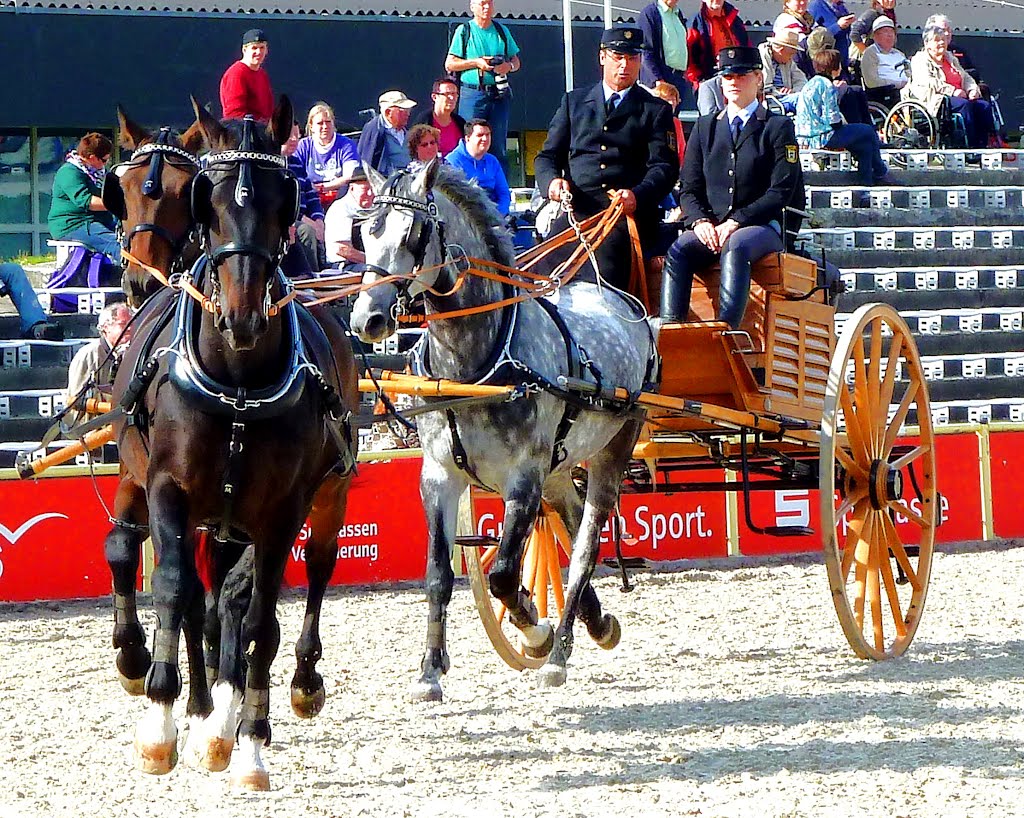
left=101, top=173, right=128, bottom=221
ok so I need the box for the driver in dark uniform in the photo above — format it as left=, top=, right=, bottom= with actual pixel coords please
left=661, top=45, right=804, bottom=326
left=534, top=26, right=678, bottom=290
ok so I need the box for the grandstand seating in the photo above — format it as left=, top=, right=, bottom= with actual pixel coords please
left=1, top=147, right=1022, bottom=468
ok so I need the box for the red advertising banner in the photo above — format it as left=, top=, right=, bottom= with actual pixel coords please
left=0, top=474, right=120, bottom=602
left=991, top=430, right=1024, bottom=539
left=738, top=432, right=975, bottom=555
left=282, top=458, right=428, bottom=587
left=473, top=489, right=730, bottom=562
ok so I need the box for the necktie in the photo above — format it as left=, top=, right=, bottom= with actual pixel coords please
left=731, top=115, right=743, bottom=143
left=606, top=92, right=620, bottom=117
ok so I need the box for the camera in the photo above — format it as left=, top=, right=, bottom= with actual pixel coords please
left=489, top=56, right=510, bottom=94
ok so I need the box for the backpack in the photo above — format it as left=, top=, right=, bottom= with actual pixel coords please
left=448, top=21, right=511, bottom=84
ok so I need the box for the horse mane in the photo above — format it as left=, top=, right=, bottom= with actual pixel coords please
left=429, top=165, right=516, bottom=270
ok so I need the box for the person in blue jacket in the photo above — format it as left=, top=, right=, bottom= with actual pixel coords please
left=808, top=0, right=856, bottom=74
left=445, top=119, right=511, bottom=216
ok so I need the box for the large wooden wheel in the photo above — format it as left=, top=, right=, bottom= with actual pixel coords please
left=820, top=303, right=937, bottom=660
left=463, top=500, right=572, bottom=671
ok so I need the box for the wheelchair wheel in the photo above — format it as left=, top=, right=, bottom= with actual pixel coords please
left=867, top=101, right=889, bottom=140
left=883, top=101, right=936, bottom=149
left=765, top=95, right=788, bottom=117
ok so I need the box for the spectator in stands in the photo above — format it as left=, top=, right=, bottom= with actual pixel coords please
left=638, top=0, right=692, bottom=109
left=444, top=0, right=521, bottom=171
left=808, top=0, right=856, bottom=76
left=47, top=133, right=119, bottom=264
left=219, top=29, right=274, bottom=122
left=651, top=81, right=686, bottom=167
left=774, top=0, right=816, bottom=78
left=294, top=102, right=361, bottom=210
left=924, top=14, right=979, bottom=81
left=407, top=124, right=441, bottom=166
left=907, top=26, right=994, bottom=151
left=359, top=90, right=416, bottom=178
left=696, top=74, right=726, bottom=115
left=410, top=79, right=467, bottom=159
left=66, top=301, right=132, bottom=424
left=446, top=119, right=511, bottom=217
left=0, top=262, right=62, bottom=340
left=661, top=46, right=802, bottom=325
left=686, top=0, right=749, bottom=91
left=282, top=121, right=325, bottom=275
left=860, top=16, right=908, bottom=108
left=850, top=0, right=896, bottom=60
left=759, top=29, right=808, bottom=113
left=796, top=49, right=888, bottom=199
left=324, top=168, right=374, bottom=271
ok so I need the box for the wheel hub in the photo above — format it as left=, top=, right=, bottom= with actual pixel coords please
left=868, top=459, right=903, bottom=510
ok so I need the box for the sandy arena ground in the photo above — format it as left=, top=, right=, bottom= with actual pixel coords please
left=1, top=543, right=1023, bottom=818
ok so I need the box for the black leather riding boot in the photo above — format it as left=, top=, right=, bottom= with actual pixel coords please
left=718, top=250, right=753, bottom=329
left=660, top=248, right=692, bottom=322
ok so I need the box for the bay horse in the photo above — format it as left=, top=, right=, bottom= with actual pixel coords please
left=108, top=96, right=358, bottom=789
left=102, top=106, right=204, bottom=307
left=350, top=162, right=658, bottom=699
left=102, top=103, right=343, bottom=731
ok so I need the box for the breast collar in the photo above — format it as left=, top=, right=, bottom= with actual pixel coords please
left=163, top=256, right=313, bottom=420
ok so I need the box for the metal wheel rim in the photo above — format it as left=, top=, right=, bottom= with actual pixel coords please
left=820, top=303, right=937, bottom=660
left=883, top=101, right=937, bottom=149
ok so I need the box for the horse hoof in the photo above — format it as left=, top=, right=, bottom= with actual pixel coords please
left=134, top=739, right=178, bottom=775
left=185, top=736, right=233, bottom=773
left=408, top=679, right=443, bottom=703
left=118, top=672, right=147, bottom=696
left=291, top=684, right=326, bottom=719
left=524, top=621, right=555, bottom=659
left=536, top=663, right=567, bottom=689
left=595, top=614, right=622, bottom=650
left=231, top=769, right=270, bottom=791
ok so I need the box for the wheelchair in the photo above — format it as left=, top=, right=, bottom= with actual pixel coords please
left=881, top=95, right=967, bottom=149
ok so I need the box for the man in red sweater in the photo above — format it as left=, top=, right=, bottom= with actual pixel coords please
left=219, top=28, right=274, bottom=122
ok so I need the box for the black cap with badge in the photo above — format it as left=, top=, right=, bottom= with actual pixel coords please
left=600, top=26, right=648, bottom=55
left=242, top=28, right=267, bottom=45
left=715, top=45, right=762, bottom=76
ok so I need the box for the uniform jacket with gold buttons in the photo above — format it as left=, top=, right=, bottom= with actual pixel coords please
left=534, top=82, right=678, bottom=220
left=679, top=104, right=804, bottom=242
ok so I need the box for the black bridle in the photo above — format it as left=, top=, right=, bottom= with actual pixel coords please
left=195, top=117, right=292, bottom=282
left=114, top=128, right=200, bottom=277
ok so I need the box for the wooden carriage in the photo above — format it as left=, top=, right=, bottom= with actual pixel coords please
left=464, top=251, right=937, bottom=667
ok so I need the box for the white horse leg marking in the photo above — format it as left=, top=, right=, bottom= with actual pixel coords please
left=230, top=733, right=270, bottom=791
left=183, top=680, right=240, bottom=772
left=133, top=701, right=177, bottom=774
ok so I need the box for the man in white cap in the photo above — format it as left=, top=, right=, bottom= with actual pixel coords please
left=860, top=16, right=908, bottom=108
left=758, top=28, right=808, bottom=113
left=358, top=90, right=417, bottom=177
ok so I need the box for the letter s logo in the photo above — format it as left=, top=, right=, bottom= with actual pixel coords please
left=775, top=491, right=810, bottom=528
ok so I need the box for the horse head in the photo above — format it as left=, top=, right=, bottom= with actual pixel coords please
left=103, top=106, right=205, bottom=307
left=190, top=95, right=297, bottom=351
left=351, top=159, right=452, bottom=343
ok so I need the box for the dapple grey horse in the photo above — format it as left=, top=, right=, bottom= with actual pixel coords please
left=351, top=161, right=658, bottom=699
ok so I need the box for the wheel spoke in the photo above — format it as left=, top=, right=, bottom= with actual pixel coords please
left=836, top=443, right=868, bottom=482
left=521, top=531, right=541, bottom=600
left=876, top=332, right=905, bottom=442
left=888, top=499, right=931, bottom=531
left=534, top=531, right=549, bottom=620
left=877, top=520, right=909, bottom=639
left=549, top=541, right=566, bottom=617
left=852, top=334, right=874, bottom=456
left=479, top=544, right=499, bottom=573
left=840, top=497, right=872, bottom=584
left=880, top=511, right=920, bottom=590
left=839, top=382, right=871, bottom=465
left=497, top=602, right=508, bottom=625
left=852, top=512, right=875, bottom=630
left=890, top=444, right=929, bottom=472
left=882, top=379, right=920, bottom=456
left=835, top=486, right=868, bottom=524
left=866, top=511, right=884, bottom=652
left=866, top=321, right=883, bottom=454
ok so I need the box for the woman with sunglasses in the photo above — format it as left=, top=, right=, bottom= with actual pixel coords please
left=47, top=132, right=120, bottom=263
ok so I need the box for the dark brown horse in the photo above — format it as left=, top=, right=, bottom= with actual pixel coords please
left=106, top=96, right=359, bottom=789
left=102, top=107, right=204, bottom=307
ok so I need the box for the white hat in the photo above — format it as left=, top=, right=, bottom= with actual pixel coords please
left=767, top=29, right=805, bottom=51
left=872, top=15, right=895, bottom=32
left=378, top=90, right=417, bottom=111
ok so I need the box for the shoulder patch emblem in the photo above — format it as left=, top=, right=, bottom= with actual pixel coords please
left=786, top=144, right=799, bottom=164
left=667, top=130, right=677, bottom=153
